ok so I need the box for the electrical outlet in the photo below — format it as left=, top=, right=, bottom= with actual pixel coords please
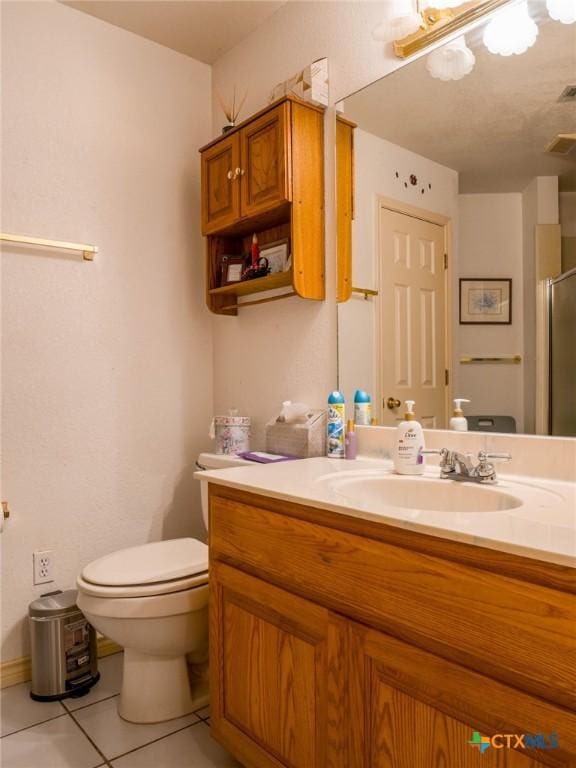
left=33, top=550, right=54, bottom=585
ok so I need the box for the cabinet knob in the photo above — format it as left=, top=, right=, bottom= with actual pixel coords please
left=238, top=168, right=245, bottom=177
left=227, top=170, right=235, bottom=180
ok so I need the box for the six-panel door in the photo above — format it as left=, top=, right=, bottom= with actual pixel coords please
left=201, top=133, right=241, bottom=234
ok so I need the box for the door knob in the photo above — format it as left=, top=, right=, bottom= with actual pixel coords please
left=386, top=397, right=401, bottom=410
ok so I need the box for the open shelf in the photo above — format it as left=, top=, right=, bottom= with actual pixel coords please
left=209, top=270, right=293, bottom=298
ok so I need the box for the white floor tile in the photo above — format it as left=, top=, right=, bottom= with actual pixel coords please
left=0, top=714, right=103, bottom=768
left=64, top=652, right=124, bottom=711
left=1, top=683, right=65, bottom=737
left=111, top=721, right=241, bottom=768
left=73, top=695, right=200, bottom=760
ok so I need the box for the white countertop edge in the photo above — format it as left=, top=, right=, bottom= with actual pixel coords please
left=195, top=459, right=576, bottom=569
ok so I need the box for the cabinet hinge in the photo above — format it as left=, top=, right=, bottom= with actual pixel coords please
left=445, top=369, right=450, bottom=386
left=443, top=253, right=448, bottom=270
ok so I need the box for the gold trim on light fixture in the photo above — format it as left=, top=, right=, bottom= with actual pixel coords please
left=393, top=0, right=512, bottom=58
left=0, top=233, right=97, bottom=261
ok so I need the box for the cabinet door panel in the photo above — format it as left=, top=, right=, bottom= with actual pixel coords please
left=240, top=103, right=290, bottom=219
left=348, top=622, right=575, bottom=768
left=210, top=561, right=329, bottom=768
left=201, top=134, right=240, bottom=234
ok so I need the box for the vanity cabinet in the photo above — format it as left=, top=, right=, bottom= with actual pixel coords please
left=199, top=97, right=324, bottom=315
left=210, top=562, right=331, bottom=768
left=208, top=486, right=576, bottom=767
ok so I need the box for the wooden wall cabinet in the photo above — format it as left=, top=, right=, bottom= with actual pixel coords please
left=200, top=97, right=324, bottom=315
left=209, top=486, right=576, bottom=768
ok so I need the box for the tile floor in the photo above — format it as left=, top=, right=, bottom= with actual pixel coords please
left=0, top=653, right=241, bottom=768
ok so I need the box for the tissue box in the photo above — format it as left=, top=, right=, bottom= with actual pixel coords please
left=265, top=410, right=326, bottom=458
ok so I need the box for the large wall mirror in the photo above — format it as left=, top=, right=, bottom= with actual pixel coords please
left=337, top=0, right=575, bottom=437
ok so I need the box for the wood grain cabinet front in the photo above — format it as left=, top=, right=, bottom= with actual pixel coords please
left=208, top=486, right=576, bottom=768
left=240, top=102, right=290, bottom=220
left=199, top=96, right=324, bottom=314
left=201, top=133, right=241, bottom=235
left=209, top=561, right=333, bottom=768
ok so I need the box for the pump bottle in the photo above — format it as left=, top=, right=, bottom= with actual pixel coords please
left=393, top=400, right=425, bottom=475
left=450, top=398, right=470, bottom=431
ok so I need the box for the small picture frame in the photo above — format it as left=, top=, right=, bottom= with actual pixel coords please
left=459, top=278, right=512, bottom=325
left=220, top=255, right=246, bottom=286
left=260, top=239, right=290, bottom=274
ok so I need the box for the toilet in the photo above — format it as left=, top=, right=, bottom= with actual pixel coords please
left=76, top=452, right=250, bottom=724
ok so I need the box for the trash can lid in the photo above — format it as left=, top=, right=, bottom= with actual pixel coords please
left=28, top=589, right=79, bottom=618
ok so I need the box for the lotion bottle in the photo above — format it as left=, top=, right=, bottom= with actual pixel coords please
left=450, top=398, right=470, bottom=431
left=345, top=420, right=357, bottom=459
left=393, top=400, right=425, bottom=475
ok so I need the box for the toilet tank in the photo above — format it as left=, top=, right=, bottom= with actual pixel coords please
left=196, top=452, right=251, bottom=529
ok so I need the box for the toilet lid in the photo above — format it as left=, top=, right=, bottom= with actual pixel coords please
left=81, top=538, right=208, bottom=587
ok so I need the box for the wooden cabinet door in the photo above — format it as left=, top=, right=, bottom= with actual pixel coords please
left=210, top=561, right=335, bottom=768
left=201, top=133, right=241, bottom=235
left=346, top=621, right=575, bottom=768
left=240, top=102, right=291, bottom=220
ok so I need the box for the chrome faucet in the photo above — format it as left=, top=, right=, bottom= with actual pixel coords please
left=420, top=448, right=512, bottom=484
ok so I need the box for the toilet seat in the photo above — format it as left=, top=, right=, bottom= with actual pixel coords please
left=78, top=538, right=208, bottom=598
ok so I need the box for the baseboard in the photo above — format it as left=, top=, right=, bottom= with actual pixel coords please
left=0, top=637, right=123, bottom=689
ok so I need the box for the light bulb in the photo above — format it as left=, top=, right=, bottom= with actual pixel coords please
left=373, top=12, right=422, bottom=41
left=373, top=0, right=423, bottom=41
left=546, top=0, right=576, bottom=23
left=483, top=2, right=539, bottom=55
left=426, top=36, right=476, bottom=80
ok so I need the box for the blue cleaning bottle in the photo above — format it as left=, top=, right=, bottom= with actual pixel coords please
left=327, top=391, right=345, bottom=458
left=353, top=390, right=372, bottom=426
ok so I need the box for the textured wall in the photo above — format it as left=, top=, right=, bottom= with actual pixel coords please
left=210, top=2, right=413, bottom=447
left=1, top=1, right=212, bottom=660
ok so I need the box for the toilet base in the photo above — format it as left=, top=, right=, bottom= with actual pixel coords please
left=119, top=649, right=202, bottom=724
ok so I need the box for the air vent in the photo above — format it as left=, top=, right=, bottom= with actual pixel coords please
left=558, top=85, right=576, bottom=102
left=545, top=134, right=576, bottom=155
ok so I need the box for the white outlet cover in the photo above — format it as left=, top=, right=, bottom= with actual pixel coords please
left=33, top=550, right=54, bottom=585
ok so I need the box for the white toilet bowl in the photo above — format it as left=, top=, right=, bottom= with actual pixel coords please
left=77, top=453, right=251, bottom=724
left=77, top=539, right=209, bottom=723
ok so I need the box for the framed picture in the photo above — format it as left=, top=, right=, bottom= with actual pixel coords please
left=220, top=255, right=246, bottom=286
left=260, top=239, right=290, bottom=274
left=459, top=278, right=512, bottom=325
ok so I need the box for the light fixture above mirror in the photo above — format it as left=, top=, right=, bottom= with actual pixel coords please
left=388, top=0, right=574, bottom=60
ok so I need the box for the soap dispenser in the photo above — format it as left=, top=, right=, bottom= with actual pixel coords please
left=393, top=400, right=425, bottom=475
left=450, top=398, right=470, bottom=432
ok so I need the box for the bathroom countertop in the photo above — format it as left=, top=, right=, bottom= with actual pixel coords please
left=195, top=456, right=576, bottom=568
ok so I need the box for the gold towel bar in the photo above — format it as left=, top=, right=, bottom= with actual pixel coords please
left=352, top=286, right=379, bottom=299
left=231, top=291, right=297, bottom=310
left=459, top=355, right=522, bottom=365
left=0, top=233, right=97, bottom=261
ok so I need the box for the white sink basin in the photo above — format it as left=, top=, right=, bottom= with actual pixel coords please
left=321, top=473, right=523, bottom=513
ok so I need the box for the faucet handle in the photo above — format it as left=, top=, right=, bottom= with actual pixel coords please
left=478, top=451, right=512, bottom=462
left=420, top=447, right=453, bottom=470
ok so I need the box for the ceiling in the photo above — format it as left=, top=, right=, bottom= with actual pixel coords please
left=64, top=1, right=287, bottom=64
left=344, top=6, right=576, bottom=192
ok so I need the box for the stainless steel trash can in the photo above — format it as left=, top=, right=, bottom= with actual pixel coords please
left=29, top=589, right=100, bottom=701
